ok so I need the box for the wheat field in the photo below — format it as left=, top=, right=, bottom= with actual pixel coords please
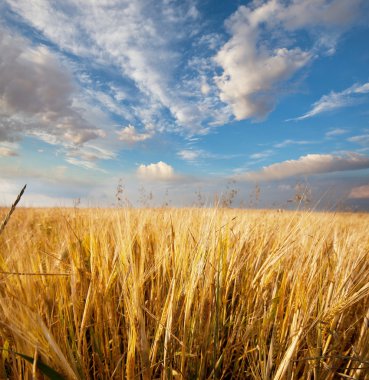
left=0, top=207, right=369, bottom=379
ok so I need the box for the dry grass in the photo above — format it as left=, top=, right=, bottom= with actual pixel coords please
left=0, top=207, right=369, bottom=379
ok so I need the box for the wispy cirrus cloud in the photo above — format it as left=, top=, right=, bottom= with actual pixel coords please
left=4, top=0, right=224, bottom=134
left=63, top=144, right=116, bottom=171
left=348, top=134, right=369, bottom=146
left=177, top=148, right=243, bottom=162
left=214, top=0, right=366, bottom=121
left=325, top=128, right=349, bottom=137
left=249, top=150, right=274, bottom=160
left=291, top=82, right=369, bottom=121
left=178, top=149, right=202, bottom=161
left=274, top=139, right=313, bottom=148
left=5, top=0, right=365, bottom=136
left=236, top=152, right=369, bottom=181
left=64, top=157, right=102, bottom=171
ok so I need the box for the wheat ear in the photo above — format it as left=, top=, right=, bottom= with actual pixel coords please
left=0, top=184, right=26, bottom=235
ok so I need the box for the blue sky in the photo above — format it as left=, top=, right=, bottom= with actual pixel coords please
left=1, top=0, right=369, bottom=209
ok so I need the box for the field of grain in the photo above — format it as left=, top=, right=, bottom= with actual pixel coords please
left=0, top=207, right=369, bottom=379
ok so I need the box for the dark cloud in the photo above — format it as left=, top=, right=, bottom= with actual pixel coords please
left=0, top=27, right=104, bottom=145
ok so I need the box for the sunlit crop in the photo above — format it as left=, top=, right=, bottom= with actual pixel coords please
left=1, top=206, right=369, bottom=379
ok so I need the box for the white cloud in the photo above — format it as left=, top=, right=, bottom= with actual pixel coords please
left=215, top=17, right=310, bottom=120
left=325, top=128, right=348, bottom=137
left=292, top=82, right=369, bottom=120
left=274, top=139, right=312, bottom=148
left=2, top=0, right=366, bottom=138
left=348, top=134, right=369, bottom=146
left=197, top=33, right=223, bottom=51
left=5, top=0, right=219, bottom=134
left=87, top=89, right=131, bottom=120
left=200, top=76, right=211, bottom=95
left=354, top=83, right=369, bottom=94
left=66, top=144, right=115, bottom=162
left=349, top=184, right=369, bottom=199
left=65, top=157, right=104, bottom=171
left=137, top=161, right=176, bottom=180
left=178, top=149, right=201, bottom=161
left=236, top=152, right=369, bottom=181
left=117, top=125, right=153, bottom=143
left=214, top=0, right=365, bottom=121
left=249, top=150, right=273, bottom=160
left=61, top=143, right=116, bottom=171
left=177, top=148, right=242, bottom=162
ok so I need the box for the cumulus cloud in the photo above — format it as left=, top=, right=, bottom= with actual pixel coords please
left=214, top=0, right=365, bottom=121
left=349, top=184, right=369, bottom=199
left=236, top=152, right=369, bottom=181
left=0, top=27, right=105, bottom=147
left=137, top=161, right=176, bottom=180
left=117, top=125, right=153, bottom=143
left=292, top=82, right=369, bottom=120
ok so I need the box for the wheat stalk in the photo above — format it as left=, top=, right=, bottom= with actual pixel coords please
left=0, top=184, right=26, bottom=235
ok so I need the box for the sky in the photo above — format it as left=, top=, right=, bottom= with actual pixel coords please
left=1, top=0, right=369, bottom=209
